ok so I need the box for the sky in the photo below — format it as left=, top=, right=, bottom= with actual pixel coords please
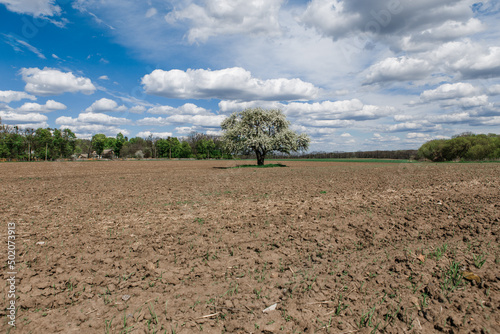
left=0, top=0, right=499, bottom=152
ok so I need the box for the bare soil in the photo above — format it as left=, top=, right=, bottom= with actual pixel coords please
left=1, top=160, right=499, bottom=334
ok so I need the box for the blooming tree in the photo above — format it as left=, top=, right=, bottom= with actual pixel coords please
left=221, top=108, right=310, bottom=165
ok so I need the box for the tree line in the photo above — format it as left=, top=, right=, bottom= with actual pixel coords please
left=417, top=132, right=500, bottom=162
left=270, top=149, right=418, bottom=160
left=0, top=119, right=227, bottom=161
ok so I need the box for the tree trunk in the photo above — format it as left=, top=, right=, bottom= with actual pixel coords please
left=256, top=150, right=265, bottom=165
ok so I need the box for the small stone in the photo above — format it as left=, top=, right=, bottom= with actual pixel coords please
left=122, top=294, right=131, bottom=301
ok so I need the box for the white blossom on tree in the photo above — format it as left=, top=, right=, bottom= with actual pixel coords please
left=221, top=108, right=310, bottom=165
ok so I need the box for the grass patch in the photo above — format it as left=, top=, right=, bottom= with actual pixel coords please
left=231, top=163, right=287, bottom=169
left=268, top=158, right=415, bottom=163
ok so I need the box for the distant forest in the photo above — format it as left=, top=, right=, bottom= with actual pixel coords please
left=1, top=119, right=498, bottom=162
left=0, top=119, right=226, bottom=161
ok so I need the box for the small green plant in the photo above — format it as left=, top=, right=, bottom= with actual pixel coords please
left=104, top=316, right=116, bottom=334
left=431, top=244, right=448, bottom=260
left=335, top=294, right=348, bottom=315
left=224, top=282, right=239, bottom=296
left=442, top=260, right=464, bottom=294
left=473, top=253, right=487, bottom=269
left=359, top=306, right=376, bottom=328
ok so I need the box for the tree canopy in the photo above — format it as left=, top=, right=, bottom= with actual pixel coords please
left=417, top=133, right=500, bottom=161
left=221, top=108, right=310, bottom=165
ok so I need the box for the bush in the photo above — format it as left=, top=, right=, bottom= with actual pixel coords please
left=417, top=133, right=500, bottom=162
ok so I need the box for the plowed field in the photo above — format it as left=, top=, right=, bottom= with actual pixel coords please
left=1, top=160, right=499, bottom=333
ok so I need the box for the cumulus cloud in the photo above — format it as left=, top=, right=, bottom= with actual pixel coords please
left=55, top=112, right=130, bottom=137
left=59, top=112, right=131, bottom=126
left=385, top=121, right=442, bottom=132
left=147, top=103, right=212, bottom=115
left=0, top=110, right=48, bottom=123
left=218, top=99, right=393, bottom=125
left=218, top=100, right=282, bottom=114
left=299, top=0, right=476, bottom=42
left=284, top=99, right=394, bottom=121
left=85, top=98, right=127, bottom=113
left=136, top=131, right=172, bottom=138
left=371, top=133, right=401, bottom=142
left=165, top=0, right=283, bottom=43
left=364, top=56, right=432, bottom=84
left=0, top=90, right=36, bottom=103
left=0, top=0, right=61, bottom=17
left=129, top=105, right=147, bottom=114
left=365, top=39, right=500, bottom=85
left=20, top=67, right=96, bottom=96
left=419, top=83, right=480, bottom=102
left=142, top=67, right=319, bottom=101
left=137, top=114, right=226, bottom=127
left=16, top=100, right=66, bottom=113
left=404, top=18, right=485, bottom=49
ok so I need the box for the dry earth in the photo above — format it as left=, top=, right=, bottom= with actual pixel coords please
left=0, top=160, right=499, bottom=334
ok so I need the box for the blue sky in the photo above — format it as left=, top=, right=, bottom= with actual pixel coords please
left=1, top=0, right=499, bottom=152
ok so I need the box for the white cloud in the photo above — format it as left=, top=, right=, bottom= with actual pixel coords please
left=55, top=112, right=130, bottom=137
left=145, top=7, right=157, bottom=18
left=371, top=133, right=401, bottom=142
left=0, top=0, right=61, bottom=17
left=341, top=132, right=352, bottom=137
left=393, top=114, right=415, bottom=122
left=142, top=67, right=319, bottom=101
left=56, top=112, right=131, bottom=126
left=136, top=117, right=170, bottom=127
left=488, top=85, right=500, bottom=96
left=20, top=67, right=96, bottom=96
left=364, top=56, right=433, bottom=84
left=407, top=18, right=485, bottom=45
left=98, top=75, right=110, bottom=80
left=165, top=0, right=283, bottom=43
left=137, top=114, right=226, bottom=127
left=420, top=82, right=480, bottom=102
left=300, top=0, right=362, bottom=40
left=0, top=90, right=36, bottom=103
left=16, top=100, right=66, bottom=113
left=174, top=126, right=196, bottom=134
left=284, top=99, right=394, bottom=121
left=218, top=100, right=282, bottom=114
left=85, top=98, right=127, bottom=113
left=451, top=45, right=500, bottom=79
left=164, top=114, right=226, bottom=127
left=299, top=0, right=477, bottom=43
left=0, top=110, right=48, bottom=123
left=147, top=103, right=212, bottom=115
left=430, top=112, right=471, bottom=124
left=129, top=105, right=147, bottom=114
left=3, top=35, right=46, bottom=59
left=136, top=131, right=172, bottom=138
left=385, top=121, right=442, bottom=132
